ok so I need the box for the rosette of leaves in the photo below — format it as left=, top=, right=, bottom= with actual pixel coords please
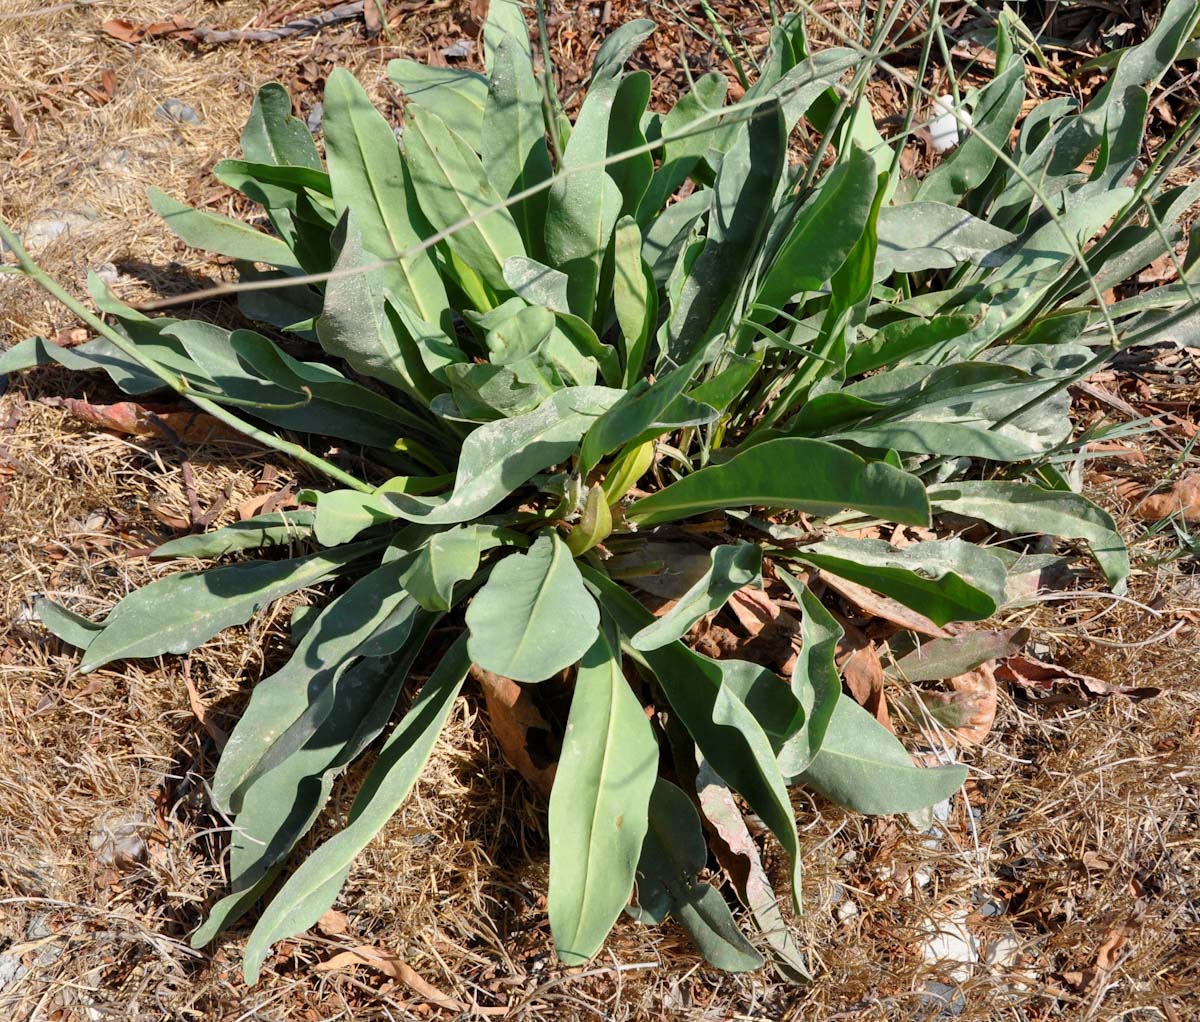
left=3, top=0, right=1197, bottom=983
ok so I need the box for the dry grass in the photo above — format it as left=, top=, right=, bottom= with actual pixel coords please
left=2, top=2, right=1200, bottom=1020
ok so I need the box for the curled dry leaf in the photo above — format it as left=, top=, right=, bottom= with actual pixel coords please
left=1132, top=472, right=1200, bottom=522
left=840, top=641, right=891, bottom=730
left=918, top=662, right=998, bottom=745
left=51, top=398, right=247, bottom=444
left=996, top=654, right=1160, bottom=701
left=317, top=909, right=350, bottom=936
left=819, top=572, right=953, bottom=638
left=314, top=945, right=477, bottom=1012
left=470, top=666, right=557, bottom=797
left=696, top=762, right=809, bottom=981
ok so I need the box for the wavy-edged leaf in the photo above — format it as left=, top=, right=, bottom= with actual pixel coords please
left=630, top=778, right=763, bottom=972
left=34, top=598, right=104, bottom=650
left=404, top=105, right=527, bottom=292
left=930, top=480, right=1129, bottom=594
left=612, top=217, right=657, bottom=386
left=148, top=187, right=299, bottom=268
left=153, top=511, right=316, bottom=560
left=0, top=335, right=164, bottom=395
left=241, top=634, right=471, bottom=984
left=794, top=694, right=967, bottom=813
left=607, top=71, right=653, bottom=218
left=789, top=537, right=1009, bottom=627
left=395, top=524, right=516, bottom=611
left=875, top=202, right=1017, bottom=277
left=631, top=543, right=761, bottom=651
left=548, top=620, right=658, bottom=964
left=78, top=543, right=374, bottom=672
left=774, top=568, right=842, bottom=776
left=466, top=533, right=598, bottom=682
left=383, top=387, right=620, bottom=524
left=626, top=437, right=930, bottom=528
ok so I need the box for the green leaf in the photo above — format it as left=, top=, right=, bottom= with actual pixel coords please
left=887, top=628, right=1028, bottom=684
left=383, top=387, right=621, bottom=524
left=631, top=543, right=761, bottom=651
left=626, top=437, right=930, bottom=528
left=665, top=98, right=786, bottom=364
left=607, top=72, right=653, bottom=218
left=590, top=19, right=655, bottom=81
left=395, top=524, right=515, bottom=611
left=612, top=217, right=656, bottom=386
left=630, top=779, right=764, bottom=972
left=790, top=537, right=1009, bottom=627
left=34, top=598, right=104, bottom=650
left=483, top=35, right=553, bottom=257
left=241, top=634, right=472, bottom=984
left=503, top=256, right=571, bottom=312
left=845, top=313, right=977, bottom=377
left=313, top=489, right=396, bottom=546
left=322, top=68, right=448, bottom=327
left=641, top=187, right=711, bottom=283
left=316, top=212, right=455, bottom=406
left=482, top=0, right=533, bottom=73
left=148, top=187, right=299, bottom=269
left=548, top=621, right=658, bottom=964
left=241, top=82, right=322, bottom=170
left=152, top=511, right=316, bottom=559
left=545, top=73, right=624, bottom=321
left=565, top=483, right=613, bottom=557
left=404, top=106, right=527, bottom=292
left=0, top=335, right=163, bottom=395
left=636, top=72, right=727, bottom=221
left=587, top=569, right=800, bottom=907
left=874, top=202, right=1017, bottom=277
left=78, top=543, right=375, bottom=672
left=773, top=569, right=842, bottom=776
left=794, top=695, right=967, bottom=813
left=466, top=533, right=599, bottom=683
left=929, top=480, right=1129, bottom=594
left=387, top=60, right=488, bottom=152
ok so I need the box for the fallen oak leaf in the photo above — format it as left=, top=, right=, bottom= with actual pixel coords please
left=916, top=663, right=998, bottom=745
left=840, top=641, right=891, bottom=730
left=50, top=398, right=249, bottom=445
left=317, top=909, right=350, bottom=936
left=819, top=572, right=953, bottom=638
left=1131, top=472, right=1200, bottom=523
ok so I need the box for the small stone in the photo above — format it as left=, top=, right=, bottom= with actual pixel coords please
left=919, top=980, right=966, bottom=1018
left=306, top=102, right=324, bottom=134
left=21, top=210, right=99, bottom=253
left=155, top=97, right=203, bottom=125
left=441, top=39, right=475, bottom=59
left=977, top=897, right=1006, bottom=918
left=93, top=262, right=120, bottom=287
left=836, top=899, right=859, bottom=923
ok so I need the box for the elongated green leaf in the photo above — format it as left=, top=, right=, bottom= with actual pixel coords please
left=626, top=438, right=930, bottom=528
left=242, top=634, right=471, bottom=984
left=148, top=187, right=299, bottom=268
left=214, top=160, right=332, bottom=199
left=212, top=563, right=419, bottom=813
left=887, top=628, right=1028, bottom=684
left=395, top=524, right=515, bottom=611
left=383, top=387, right=620, bottom=524
left=79, top=543, right=374, bottom=672
left=641, top=187, right=711, bottom=283
left=774, top=569, right=842, bottom=776
left=0, top=335, right=163, bottom=395
left=316, top=212, right=453, bottom=406
left=630, top=778, right=763, bottom=971
left=322, top=68, right=448, bottom=327
left=34, top=598, right=104, bottom=650
left=545, top=73, right=624, bottom=321
left=587, top=569, right=800, bottom=906
left=503, top=256, right=571, bottom=312
left=631, top=543, right=761, bottom=651
left=482, top=0, right=532, bottom=73
left=930, top=480, right=1129, bottom=594
left=790, top=537, right=1009, bottom=626
left=466, top=534, right=598, bottom=682
left=794, top=695, right=967, bottom=813
left=152, top=511, right=316, bottom=560
left=607, top=72, right=653, bottom=218
left=313, top=489, right=396, bottom=546
left=590, top=19, right=655, bottom=81
left=612, top=217, right=656, bottom=386
left=845, top=313, right=977, bottom=377
left=484, top=35, right=553, bottom=256
left=404, top=106, right=527, bottom=292
left=388, top=60, right=488, bottom=152
left=548, top=621, right=658, bottom=964
left=241, top=82, right=322, bottom=170
left=193, top=617, right=435, bottom=946
left=665, top=99, right=786, bottom=363
left=874, top=202, right=1017, bottom=277
left=637, top=72, right=727, bottom=221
